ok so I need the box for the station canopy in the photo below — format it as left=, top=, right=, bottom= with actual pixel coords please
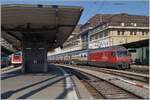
left=1, top=5, right=83, bottom=50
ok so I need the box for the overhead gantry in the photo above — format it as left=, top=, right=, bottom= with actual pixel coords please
left=2, top=5, right=83, bottom=73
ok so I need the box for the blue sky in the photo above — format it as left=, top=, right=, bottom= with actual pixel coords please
left=2, top=0, right=149, bottom=24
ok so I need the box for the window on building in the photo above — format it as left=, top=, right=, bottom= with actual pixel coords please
left=90, top=37, right=92, bottom=41
left=121, top=22, right=125, bottom=26
left=130, top=31, right=133, bottom=35
left=84, top=54, right=87, bottom=57
left=105, top=30, right=108, bottom=36
left=118, top=31, right=120, bottom=35
left=131, top=23, right=137, bottom=27
left=134, top=32, right=136, bottom=35
left=98, top=33, right=100, bottom=38
left=106, top=32, right=108, bottom=36
left=95, top=34, right=99, bottom=39
left=122, top=31, right=124, bottom=35
left=104, top=32, right=107, bottom=37
left=90, top=36, right=93, bottom=41
left=142, top=31, right=145, bottom=35
left=131, top=31, right=137, bottom=35
left=146, top=31, right=148, bottom=35
left=134, top=23, right=137, bottom=27
left=84, top=36, right=86, bottom=40
left=100, top=33, right=103, bottom=38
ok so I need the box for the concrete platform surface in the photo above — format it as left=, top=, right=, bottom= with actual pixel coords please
left=1, top=65, right=92, bottom=99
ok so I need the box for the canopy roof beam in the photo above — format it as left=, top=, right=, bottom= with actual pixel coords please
left=2, top=24, right=76, bottom=32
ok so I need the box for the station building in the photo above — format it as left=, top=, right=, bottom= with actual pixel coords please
left=87, top=13, right=149, bottom=65
left=88, top=13, right=148, bottom=48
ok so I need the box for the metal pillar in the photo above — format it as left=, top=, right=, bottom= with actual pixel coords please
left=22, top=35, right=48, bottom=73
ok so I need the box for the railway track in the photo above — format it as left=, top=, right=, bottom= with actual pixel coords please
left=126, top=68, right=149, bottom=73
left=63, top=67, right=141, bottom=99
left=96, top=67, right=149, bottom=83
left=68, top=64, right=149, bottom=83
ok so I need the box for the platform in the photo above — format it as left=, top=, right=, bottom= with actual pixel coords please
left=1, top=65, right=92, bottom=99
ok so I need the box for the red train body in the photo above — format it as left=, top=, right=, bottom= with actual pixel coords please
left=88, top=47, right=131, bottom=69
left=11, top=51, right=22, bottom=65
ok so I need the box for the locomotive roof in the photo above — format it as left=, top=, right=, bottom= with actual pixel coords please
left=89, top=46, right=127, bottom=53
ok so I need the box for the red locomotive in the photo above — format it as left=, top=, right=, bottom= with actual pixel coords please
left=11, top=51, right=22, bottom=66
left=48, top=46, right=131, bottom=69
left=88, top=46, right=131, bottom=69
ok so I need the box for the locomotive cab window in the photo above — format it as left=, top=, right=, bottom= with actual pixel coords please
left=116, top=51, right=128, bottom=57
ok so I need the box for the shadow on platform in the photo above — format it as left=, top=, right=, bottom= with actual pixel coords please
left=1, top=64, right=75, bottom=99
left=1, top=74, right=63, bottom=99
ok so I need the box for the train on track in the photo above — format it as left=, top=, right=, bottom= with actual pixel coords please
left=1, top=51, right=22, bottom=68
left=11, top=51, right=22, bottom=66
left=48, top=46, right=131, bottom=69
